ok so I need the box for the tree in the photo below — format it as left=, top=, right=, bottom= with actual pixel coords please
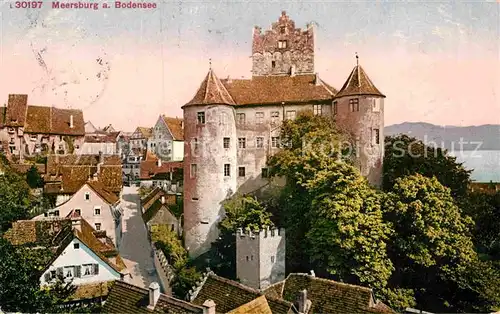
left=0, top=238, right=75, bottom=312
left=26, top=164, right=44, bottom=189
left=209, top=195, right=275, bottom=279
left=382, top=174, right=489, bottom=312
left=267, top=111, right=393, bottom=289
left=383, top=135, right=471, bottom=198
left=0, top=167, right=32, bottom=233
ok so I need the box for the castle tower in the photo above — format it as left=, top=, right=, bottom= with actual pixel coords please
left=334, top=57, right=386, bottom=187
left=182, top=67, right=238, bottom=258
left=236, top=227, right=286, bottom=290
left=252, top=11, right=315, bottom=77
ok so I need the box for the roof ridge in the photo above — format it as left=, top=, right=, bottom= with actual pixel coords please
left=289, top=273, right=373, bottom=293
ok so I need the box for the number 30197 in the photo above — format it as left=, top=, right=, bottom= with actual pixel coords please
left=15, top=1, right=43, bottom=8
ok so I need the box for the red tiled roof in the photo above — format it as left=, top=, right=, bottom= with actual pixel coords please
left=162, top=116, right=184, bottom=141
left=139, top=160, right=182, bottom=180
left=335, top=65, right=385, bottom=98
left=87, top=180, right=120, bottom=204
left=220, top=74, right=336, bottom=105
left=134, top=127, right=153, bottom=139
left=5, top=94, right=28, bottom=127
left=183, top=69, right=236, bottom=107
left=23, top=106, right=85, bottom=135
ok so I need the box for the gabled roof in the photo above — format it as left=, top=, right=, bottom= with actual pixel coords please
left=262, top=273, right=394, bottom=314
left=133, top=127, right=153, bottom=139
left=191, top=272, right=295, bottom=314
left=103, top=281, right=205, bottom=313
left=162, top=116, right=184, bottom=141
left=221, top=74, right=336, bottom=105
left=87, top=180, right=120, bottom=205
left=227, top=295, right=273, bottom=314
left=183, top=69, right=236, bottom=108
left=141, top=186, right=165, bottom=209
left=335, top=65, right=385, bottom=98
left=142, top=196, right=178, bottom=223
left=5, top=94, right=28, bottom=127
left=23, top=105, right=85, bottom=136
left=139, top=160, right=182, bottom=180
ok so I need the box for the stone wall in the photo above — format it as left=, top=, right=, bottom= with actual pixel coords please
left=334, top=95, right=385, bottom=187
left=252, top=11, right=314, bottom=76
left=152, top=245, right=174, bottom=295
left=183, top=104, right=238, bottom=258
left=236, top=227, right=286, bottom=290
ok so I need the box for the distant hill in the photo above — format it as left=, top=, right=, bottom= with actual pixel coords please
left=385, top=122, right=500, bottom=151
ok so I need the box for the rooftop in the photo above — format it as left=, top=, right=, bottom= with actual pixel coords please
left=162, top=116, right=184, bottom=141
left=103, top=281, right=205, bottom=313
left=335, top=64, right=385, bottom=98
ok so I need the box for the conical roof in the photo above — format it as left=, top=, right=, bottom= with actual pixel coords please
left=183, top=69, right=236, bottom=108
left=335, top=65, right=385, bottom=98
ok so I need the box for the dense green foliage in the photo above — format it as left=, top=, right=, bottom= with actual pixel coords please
left=0, top=163, right=33, bottom=234
left=151, top=225, right=201, bottom=299
left=26, top=164, right=44, bottom=188
left=383, top=135, right=471, bottom=198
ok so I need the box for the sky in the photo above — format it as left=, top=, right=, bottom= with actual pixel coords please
left=0, top=0, right=499, bottom=131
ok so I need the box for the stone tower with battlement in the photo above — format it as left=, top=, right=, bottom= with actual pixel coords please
left=235, top=227, right=286, bottom=290
left=252, top=11, right=315, bottom=77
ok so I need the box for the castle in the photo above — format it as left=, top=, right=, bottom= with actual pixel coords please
left=182, top=11, right=386, bottom=258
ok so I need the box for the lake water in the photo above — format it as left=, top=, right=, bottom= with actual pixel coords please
left=449, top=150, right=500, bottom=182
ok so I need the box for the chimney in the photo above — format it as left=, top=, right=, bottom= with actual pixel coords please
left=202, top=300, right=216, bottom=314
left=298, top=289, right=311, bottom=314
left=161, top=195, right=165, bottom=204
left=290, top=65, right=296, bottom=77
left=314, top=73, right=320, bottom=86
left=70, top=115, right=74, bottom=128
left=147, top=282, right=161, bottom=310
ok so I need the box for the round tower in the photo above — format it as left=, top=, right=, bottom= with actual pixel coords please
left=333, top=56, right=385, bottom=187
left=182, top=67, right=238, bottom=258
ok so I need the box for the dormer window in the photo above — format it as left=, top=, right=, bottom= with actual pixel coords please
left=277, top=40, right=287, bottom=49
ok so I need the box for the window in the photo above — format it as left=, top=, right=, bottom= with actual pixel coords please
left=64, top=266, right=74, bottom=279
left=95, top=223, right=101, bottom=231
left=256, top=137, right=264, bottom=148
left=220, top=112, right=228, bottom=124
left=271, top=60, right=276, bottom=68
left=280, top=26, right=286, bottom=34
left=271, top=137, right=280, bottom=148
left=277, top=40, right=287, bottom=49
left=192, top=197, right=199, bottom=201
left=75, top=209, right=81, bottom=216
left=238, top=138, right=246, bottom=149
left=349, top=98, right=360, bottom=112
left=285, top=110, right=296, bottom=120
left=82, top=264, right=98, bottom=277
left=74, top=243, right=80, bottom=249
left=190, top=164, right=197, bottom=178
left=237, top=113, right=246, bottom=124
left=84, top=192, right=90, bottom=201
left=333, top=101, right=338, bottom=115
left=271, top=256, right=275, bottom=263
left=271, top=111, right=280, bottom=124
left=94, top=207, right=101, bottom=215
left=250, top=255, right=254, bottom=261
left=246, top=256, right=249, bottom=261
left=313, top=104, right=322, bottom=116
left=224, top=164, right=230, bottom=177
left=223, top=137, right=230, bottom=149
left=262, top=168, right=269, bottom=178
left=193, top=138, right=199, bottom=151
left=372, top=98, right=381, bottom=112
left=197, top=112, right=205, bottom=124
left=238, top=167, right=246, bottom=177
left=373, top=128, right=380, bottom=145
left=255, top=112, right=264, bottom=124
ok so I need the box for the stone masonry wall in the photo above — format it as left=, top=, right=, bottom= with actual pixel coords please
left=252, top=11, right=314, bottom=76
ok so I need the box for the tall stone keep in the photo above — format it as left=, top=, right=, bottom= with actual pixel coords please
left=182, top=68, right=238, bottom=258
left=334, top=59, right=386, bottom=187
left=236, top=227, right=286, bottom=290
left=252, top=11, right=315, bottom=77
